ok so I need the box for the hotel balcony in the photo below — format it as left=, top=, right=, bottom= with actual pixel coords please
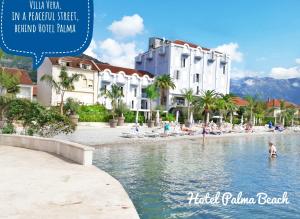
left=147, top=50, right=153, bottom=60
left=135, top=55, right=142, bottom=63
left=220, top=55, right=228, bottom=65
left=159, top=46, right=166, bottom=55
left=208, top=51, right=216, bottom=63
left=182, top=47, right=190, bottom=56
left=194, top=50, right=203, bottom=60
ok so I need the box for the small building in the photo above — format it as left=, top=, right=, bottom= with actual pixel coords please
left=37, top=57, right=154, bottom=112
left=135, top=37, right=231, bottom=110
left=266, top=98, right=299, bottom=118
left=97, top=64, right=154, bottom=112
left=0, top=67, right=34, bottom=101
left=37, top=57, right=99, bottom=106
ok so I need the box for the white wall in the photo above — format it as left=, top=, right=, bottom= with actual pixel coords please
left=135, top=41, right=231, bottom=109
left=98, top=70, right=154, bottom=111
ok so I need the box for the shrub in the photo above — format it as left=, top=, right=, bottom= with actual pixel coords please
left=78, top=104, right=109, bottom=122
left=4, top=99, right=75, bottom=137
left=124, top=111, right=145, bottom=123
left=162, top=113, right=175, bottom=122
left=1, top=123, right=15, bottom=134
left=64, top=98, right=80, bottom=116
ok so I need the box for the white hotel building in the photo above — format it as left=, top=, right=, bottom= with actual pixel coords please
left=37, top=38, right=231, bottom=113
left=135, top=38, right=231, bottom=111
left=37, top=57, right=154, bottom=112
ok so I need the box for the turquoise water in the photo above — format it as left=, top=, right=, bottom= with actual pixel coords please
left=93, top=134, right=300, bottom=219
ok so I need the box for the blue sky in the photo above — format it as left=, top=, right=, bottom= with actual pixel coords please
left=85, top=0, right=300, bottom=79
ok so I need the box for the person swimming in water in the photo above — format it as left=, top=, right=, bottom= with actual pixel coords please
left=268, top=142, right=277, bottom=158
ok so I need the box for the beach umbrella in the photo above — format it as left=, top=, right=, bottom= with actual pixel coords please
left=135, top=110, right=139, bottom=124
left=156, top=110, right=160, bottom=125
left=176, top=111, right=179, bottom=124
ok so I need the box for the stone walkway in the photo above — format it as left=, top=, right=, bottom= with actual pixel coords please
left=0, top=145, right=139, bottom=219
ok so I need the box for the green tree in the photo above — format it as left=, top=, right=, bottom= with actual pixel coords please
left=145, top=84, right=159, bottom=121
left=181, top=88, right=194, bottom=121
left=0, top=69, right=20, bottom=95
left=41, top=66, right=83, bottom=115
left=222, top=94, right=237, bottom=124
left=197, top=90, right=217, bottom=124
left=245, top=95, right=256, bottom=123
left=154, top=74, right=175, bottom=106
left=101, top=84, right=124, bottom=120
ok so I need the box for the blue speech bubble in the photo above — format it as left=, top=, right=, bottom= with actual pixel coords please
left=0, top=0, right=94, bottom=69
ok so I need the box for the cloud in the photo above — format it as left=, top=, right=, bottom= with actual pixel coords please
left=270, top=66, right=300, bottom=79
left=215, top=43, right=243, bottom=62
left=231, top=67, right=260, bottom=78
left=98, top=38, right=140, bottom=68
left=296, top=58, right=300, bottom=65
left=292, top=82, right=299, bottom=87
left=244, top=79, right=255, bottom=86
left=84, top=39, right=99, bottom=59
left=108, top=14, right=144, bottom=38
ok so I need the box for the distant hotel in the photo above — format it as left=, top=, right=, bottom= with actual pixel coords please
left=37, top=57, right=154, bottom=112
left=135, top=37, right=231, bottom=110
left=37, top=37, right=231, bottom=112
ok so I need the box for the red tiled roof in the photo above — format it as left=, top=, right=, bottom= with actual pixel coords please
left=173, top=40, right=211, bottom=51
left=49, top=57, right=99, bottom=71
left=96, top=63, right=154, bottom=78
left=48, top=57, right=154, bottom=78
left=233, top=97, right=248, bottom=107
left=266, top=99, right=298, bottom=108
left=1, top=67, right=33, bottom=85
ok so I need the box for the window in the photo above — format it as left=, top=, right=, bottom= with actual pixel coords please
left=175, top=70, right=180, bottom=80
left=81, top=64, right=91, bottom=70
left=102, top=84, right=107, bottom=93
left=134, top=88, right=137, bottom=97
left=223, top=65, right=226, bottom=75
left=141, top=88, right=147, bottom=98
left=196, top=86, right=200, bottom=95
left=120, top=86, right=124, bottom=96
left=181, top=57, right=187, bottom=68
left=60, top=61, right=70, bottom=67
left=195, top=74, right=200, bottom=83
left=131, top=100, right=134, bottom=109
left=88, top=80, right=93, bottom=88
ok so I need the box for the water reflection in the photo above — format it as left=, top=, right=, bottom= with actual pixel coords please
left=93, top=134, right=300, bottom=219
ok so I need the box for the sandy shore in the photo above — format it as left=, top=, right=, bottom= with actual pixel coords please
left=0, top=145, right=139, bottom=219
left=54, top=123, right=299, bottom=148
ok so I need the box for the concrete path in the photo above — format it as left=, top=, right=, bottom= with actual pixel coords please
left=0, top=145, right=140, bottom=219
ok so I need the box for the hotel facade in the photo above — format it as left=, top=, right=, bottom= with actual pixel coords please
left=135, top=37, right=231, bottom=111
left=37, top=57, right=154, bottom=112
left=37, top=37, right=231, bottom=113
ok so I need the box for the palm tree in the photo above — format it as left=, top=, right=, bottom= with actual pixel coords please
left=254, top=100, right=267, bottom=125
left=41, top=66, right=83, bottom=115
left=222, top=94, right=237, bottom=124
left=279, top=100, right=287, bottom=125
left=101, top=84, right=124, bottom=120
left=181, top=88, right=194, bottom=122
left=0, top=69, right=20, bottom=96
left=245, top=95, right=256, bottom=124
left=286, top=106, right=297, bottom=126
left=215, top=97, right=226, bottom=123
left=145, top=84, right=159, bottom=123
left=0, top=69, right=20, bottom=121
left=154, top=74, right=175, bottom=106
left=198, top=90, right=217, bottom=124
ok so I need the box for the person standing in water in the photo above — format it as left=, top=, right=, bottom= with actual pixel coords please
left=269, top=142, right=277, bottom=158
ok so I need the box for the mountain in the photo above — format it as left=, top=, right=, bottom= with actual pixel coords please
left=230, top=77, right=300, bottom=105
